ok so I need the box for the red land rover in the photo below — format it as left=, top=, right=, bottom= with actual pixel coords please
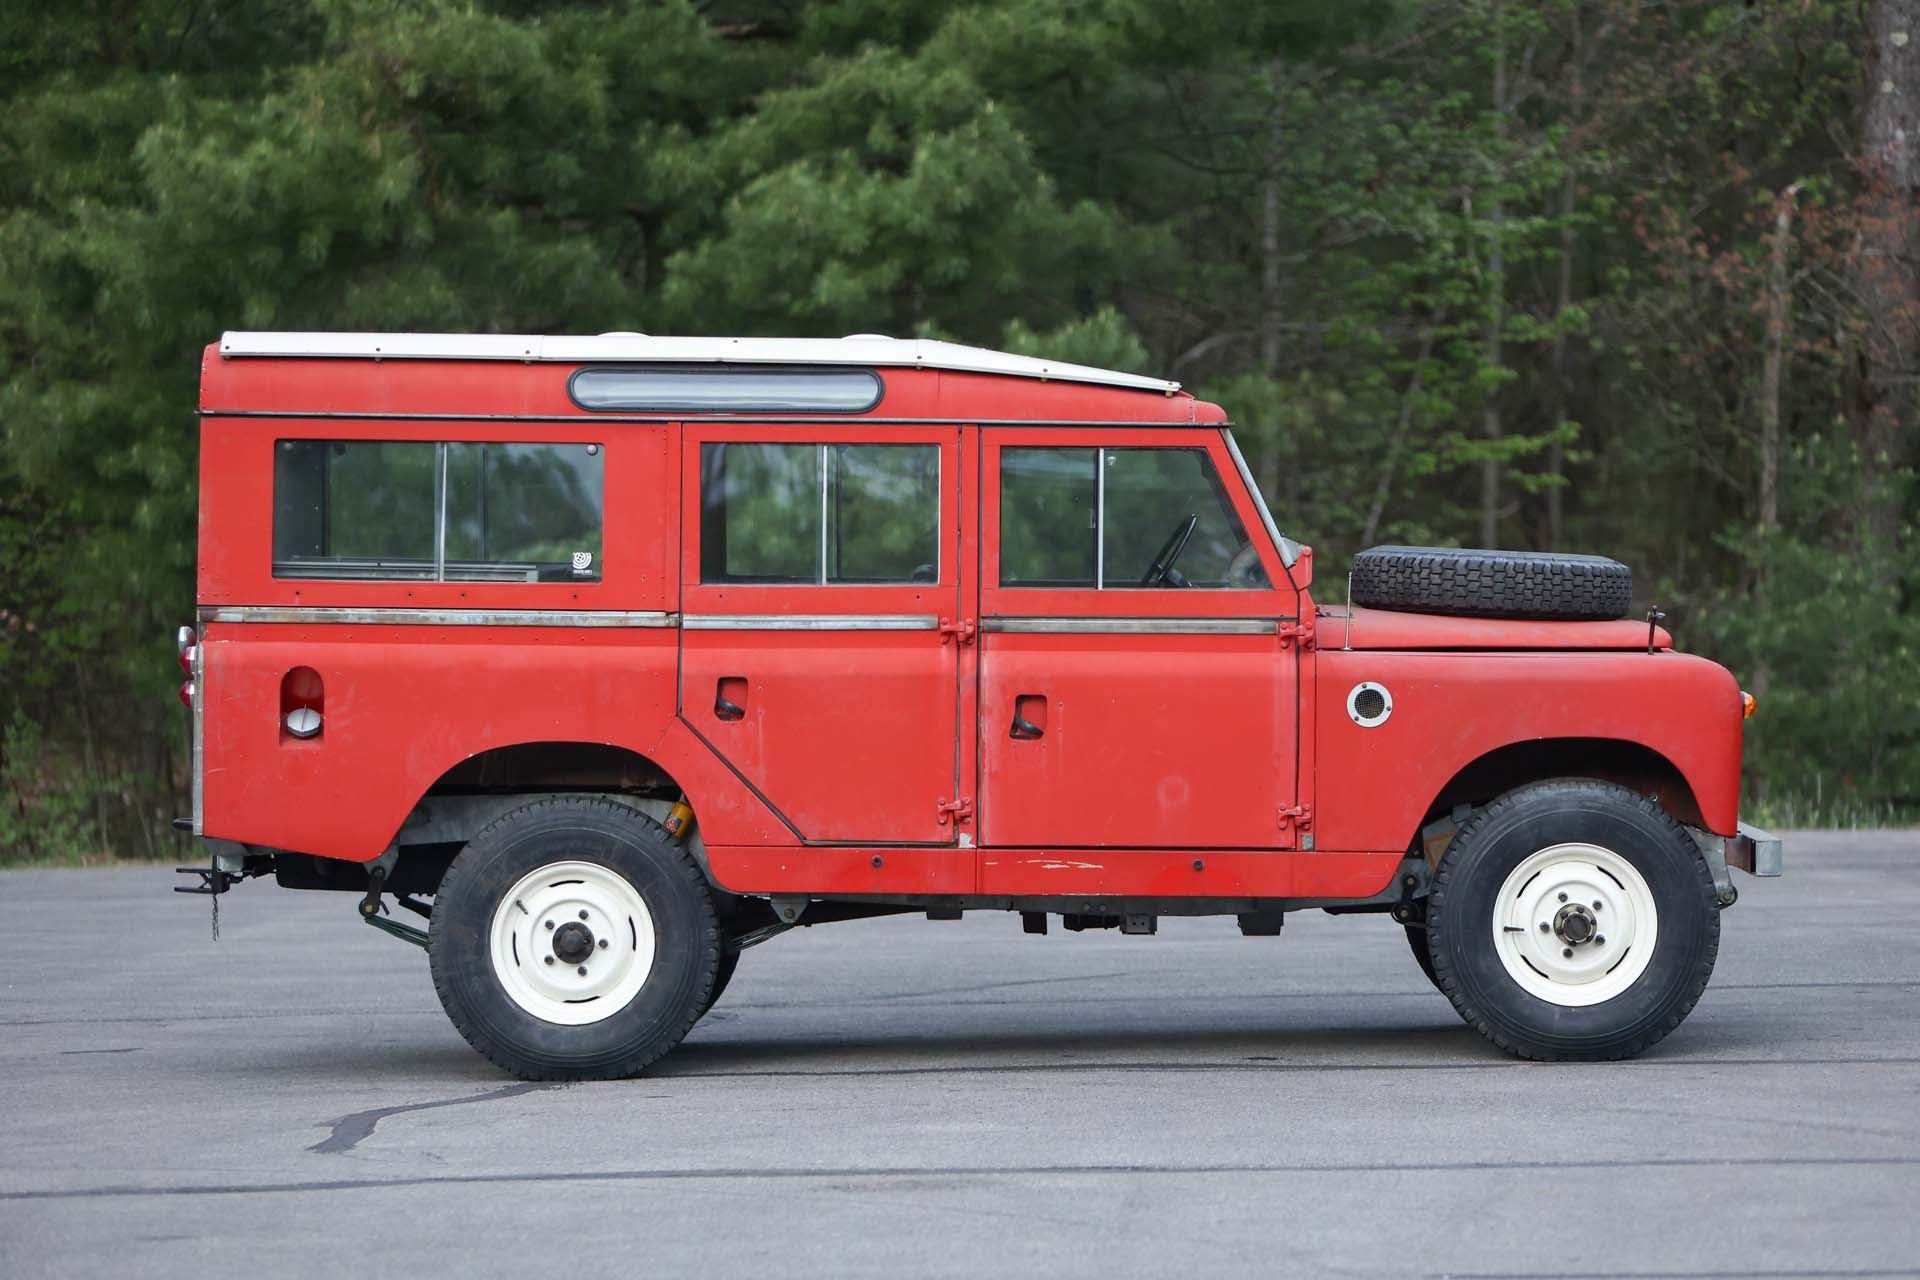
left=177, top=331, right=1781, bottom=1079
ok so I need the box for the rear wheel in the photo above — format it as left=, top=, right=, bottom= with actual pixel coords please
left=429, top=797, right=721, bottom=1080
left=1404, top=922, right=1439, bottom=988
left=1427, top=780, right=1719, bottom=1060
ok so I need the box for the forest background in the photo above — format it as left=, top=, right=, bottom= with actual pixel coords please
left=2, top=0, right=1914, bottom=862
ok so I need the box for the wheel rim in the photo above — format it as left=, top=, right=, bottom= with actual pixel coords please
left=1491, top=842, right=1657, bottom=1007
left=488, top=861, right=657, bottom=1026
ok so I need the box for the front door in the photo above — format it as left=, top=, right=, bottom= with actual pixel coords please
left=977, top=428, right=1300, bottom=849
left=679, top=425, right=963, bottom=844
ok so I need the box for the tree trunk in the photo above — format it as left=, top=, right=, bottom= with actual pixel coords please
left=1855, top=0, right=1920, bottom=560
left=1760, top=185, right=1800, bottom=536
left=1480, top=2, right=1508, bottom=549
left=1545, top=4, right=1582, bottom=551
left=1258, top=57, right=1285, bottom=506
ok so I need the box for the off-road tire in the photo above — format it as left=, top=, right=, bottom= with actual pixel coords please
left=1426, top=779, right=1719, bottom=1061
left=702, top=949, right=740, bottom=1017
left=1350, top=545, right=1632, bottom=621
left=1405, top=922, right=1439, bottom=989
left=428, top=797, right=721, bottom=1081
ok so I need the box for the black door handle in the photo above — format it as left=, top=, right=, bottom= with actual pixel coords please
left=714, top=676, right=747, bottom=722
left=1009, top=693, right=1046, bottom=740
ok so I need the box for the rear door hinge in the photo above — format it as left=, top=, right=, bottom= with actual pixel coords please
left=936, top=796, right=974, bottom=825
left=1276, top=619, right=1314, bottom=649
left=1278, top=804, right=1313, bottom=848
left=939, top=617, right=977, bottom=645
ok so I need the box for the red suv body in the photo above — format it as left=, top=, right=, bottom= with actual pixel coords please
left=179, top=332, right=1780, bottom=1078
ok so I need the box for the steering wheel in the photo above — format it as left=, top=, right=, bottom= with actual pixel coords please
left=1139, top=514, right=1199, bottom=587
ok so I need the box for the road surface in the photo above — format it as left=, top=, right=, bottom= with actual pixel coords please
left=1, top=832, right=1914, bottom=1278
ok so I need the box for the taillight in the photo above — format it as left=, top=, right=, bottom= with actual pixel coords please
left=176, top=625, right=196, bottom=706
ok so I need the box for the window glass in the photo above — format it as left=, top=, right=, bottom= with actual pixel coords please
left=999, top=447, right=1097, bottom=586
left=828, top=444, right=939, bottom=583
left=996, top=444, right=1267, bottom=590
left=1103, top=448, right=1264, bottom=588
left=700, top=442, right=939, bottom=584
left=572, top=367, right=882, bottom=413
left=272, top=440, right=603, bottom=582
left=698, top=443, right=819, bottom=583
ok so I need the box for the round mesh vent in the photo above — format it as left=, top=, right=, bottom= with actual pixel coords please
left=1346, top=681, right=1393, bottom=727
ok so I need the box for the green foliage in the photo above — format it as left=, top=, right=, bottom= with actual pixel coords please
left=0, top=0, right=1903, bottom=859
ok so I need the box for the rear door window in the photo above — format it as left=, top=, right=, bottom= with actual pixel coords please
left=699, top=442, right=940, bottom=584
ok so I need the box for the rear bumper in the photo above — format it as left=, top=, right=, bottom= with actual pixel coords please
left=1726, top=822, right=1784, bottom=877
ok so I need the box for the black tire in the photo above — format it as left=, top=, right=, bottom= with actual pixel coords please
left=1405, top=922, right=1439, bottom=989
left=1427, top=780, right=1719, bottom=1061
left=428, top=797, right=721, bottom=1081
left=1350, top=545, right=1632, bottom=621
left=702, top=948, right=740, bottom=1017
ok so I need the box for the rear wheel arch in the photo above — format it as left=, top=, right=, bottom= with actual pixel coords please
left=352, top=741, right=714, bottom=896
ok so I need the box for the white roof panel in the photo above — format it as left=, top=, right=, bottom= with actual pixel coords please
left=217, top=331, right=1180, bottom=393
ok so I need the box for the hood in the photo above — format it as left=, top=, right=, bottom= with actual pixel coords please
left=1317, top=605, right=1671, bottom=652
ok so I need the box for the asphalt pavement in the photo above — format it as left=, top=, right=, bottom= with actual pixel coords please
left=2, top=832, right=1916, bottom=1279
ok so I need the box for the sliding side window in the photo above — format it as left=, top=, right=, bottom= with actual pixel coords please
left=272, top=440, right=604, bottom=582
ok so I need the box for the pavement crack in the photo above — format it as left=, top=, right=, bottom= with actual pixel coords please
left=310, top=1083, right=551, bottom=1155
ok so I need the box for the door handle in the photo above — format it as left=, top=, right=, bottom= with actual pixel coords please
left=1009, top=693, right=1046, bottom=740
left=714, top=676, right=747, bottom=722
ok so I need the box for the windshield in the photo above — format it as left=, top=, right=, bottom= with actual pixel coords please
left=1220, top=429, right=1301, bottom=569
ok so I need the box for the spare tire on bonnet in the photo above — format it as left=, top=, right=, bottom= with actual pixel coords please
left=1349, top=545, right=1632, bottom=621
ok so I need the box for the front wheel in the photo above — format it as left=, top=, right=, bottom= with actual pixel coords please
left=429, top=797, right=721, bottom=1080
left=1427, top=780, right=1719, bottom=1061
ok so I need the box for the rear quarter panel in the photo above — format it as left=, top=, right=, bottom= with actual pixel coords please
left=1312, top=649, right=1744, bottom=854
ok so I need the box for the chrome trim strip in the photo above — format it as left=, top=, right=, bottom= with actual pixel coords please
left=191, top=636, right=204, bottom=836
left=199, top=607, right=677, bottom=628
left=682, top=614, right=940, bottom=632
left=983, top=617, right=1282, bottom=636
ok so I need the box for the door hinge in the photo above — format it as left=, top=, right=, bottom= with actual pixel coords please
left=936, top=796, right=974, bottom=825
left=1278, top=804, right=1313, bottom=848
left=1276, top=619, right=1315, bottom=649
left=939, top=617, right=977, bottom=644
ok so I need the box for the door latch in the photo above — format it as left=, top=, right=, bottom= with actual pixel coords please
left=939, top=617, right=977, bottom=645
left=1278, top=804, right=1313, bottom=848
left=936, top=796, right=974, bottom=825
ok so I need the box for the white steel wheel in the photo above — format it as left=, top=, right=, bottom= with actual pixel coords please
left=1491, top=841, right=1657, bottom=1007
left=488, top=860, right=658, bottom=1026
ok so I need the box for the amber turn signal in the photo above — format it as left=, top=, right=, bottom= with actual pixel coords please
left=1741, top=691, right=1757, bottom=719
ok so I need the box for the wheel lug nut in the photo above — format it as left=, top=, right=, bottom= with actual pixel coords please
left=576, top=965, right=588, bottom=976
left=1562, top=947, right=1573, bottom=958
left=1539, top=922, right=1550, bottom=933
left=543, top=956, right=554, bottom=966
left=1595, top=935, right=1606, bottom=945
left=1558, top=892, right=1568, bottom=903
left=1592, top=901, right=1602, bottom=910
left=579, top=910, right=589, bottom=920
left=598, top=939, right=609, bottom=949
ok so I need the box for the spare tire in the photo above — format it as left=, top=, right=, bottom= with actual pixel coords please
left=1349, top=545, right=1631, bottom=621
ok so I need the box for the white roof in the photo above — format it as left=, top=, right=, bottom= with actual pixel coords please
left=217, top=331, right=1180, bottom=393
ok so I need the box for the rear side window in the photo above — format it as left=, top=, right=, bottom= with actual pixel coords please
left=699, top=443, right=939, bottom=584
left=273, top=440, right=604, bottom=582
left=999, top=445, right=1267, bottom=589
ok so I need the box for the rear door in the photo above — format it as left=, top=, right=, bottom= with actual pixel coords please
left=977, top=428, right=1300, bottom=849
left=678, top=424, right=964, bottom=844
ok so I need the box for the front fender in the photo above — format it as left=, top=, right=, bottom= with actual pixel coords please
left=1311, top=649, right=1744, bottom=854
